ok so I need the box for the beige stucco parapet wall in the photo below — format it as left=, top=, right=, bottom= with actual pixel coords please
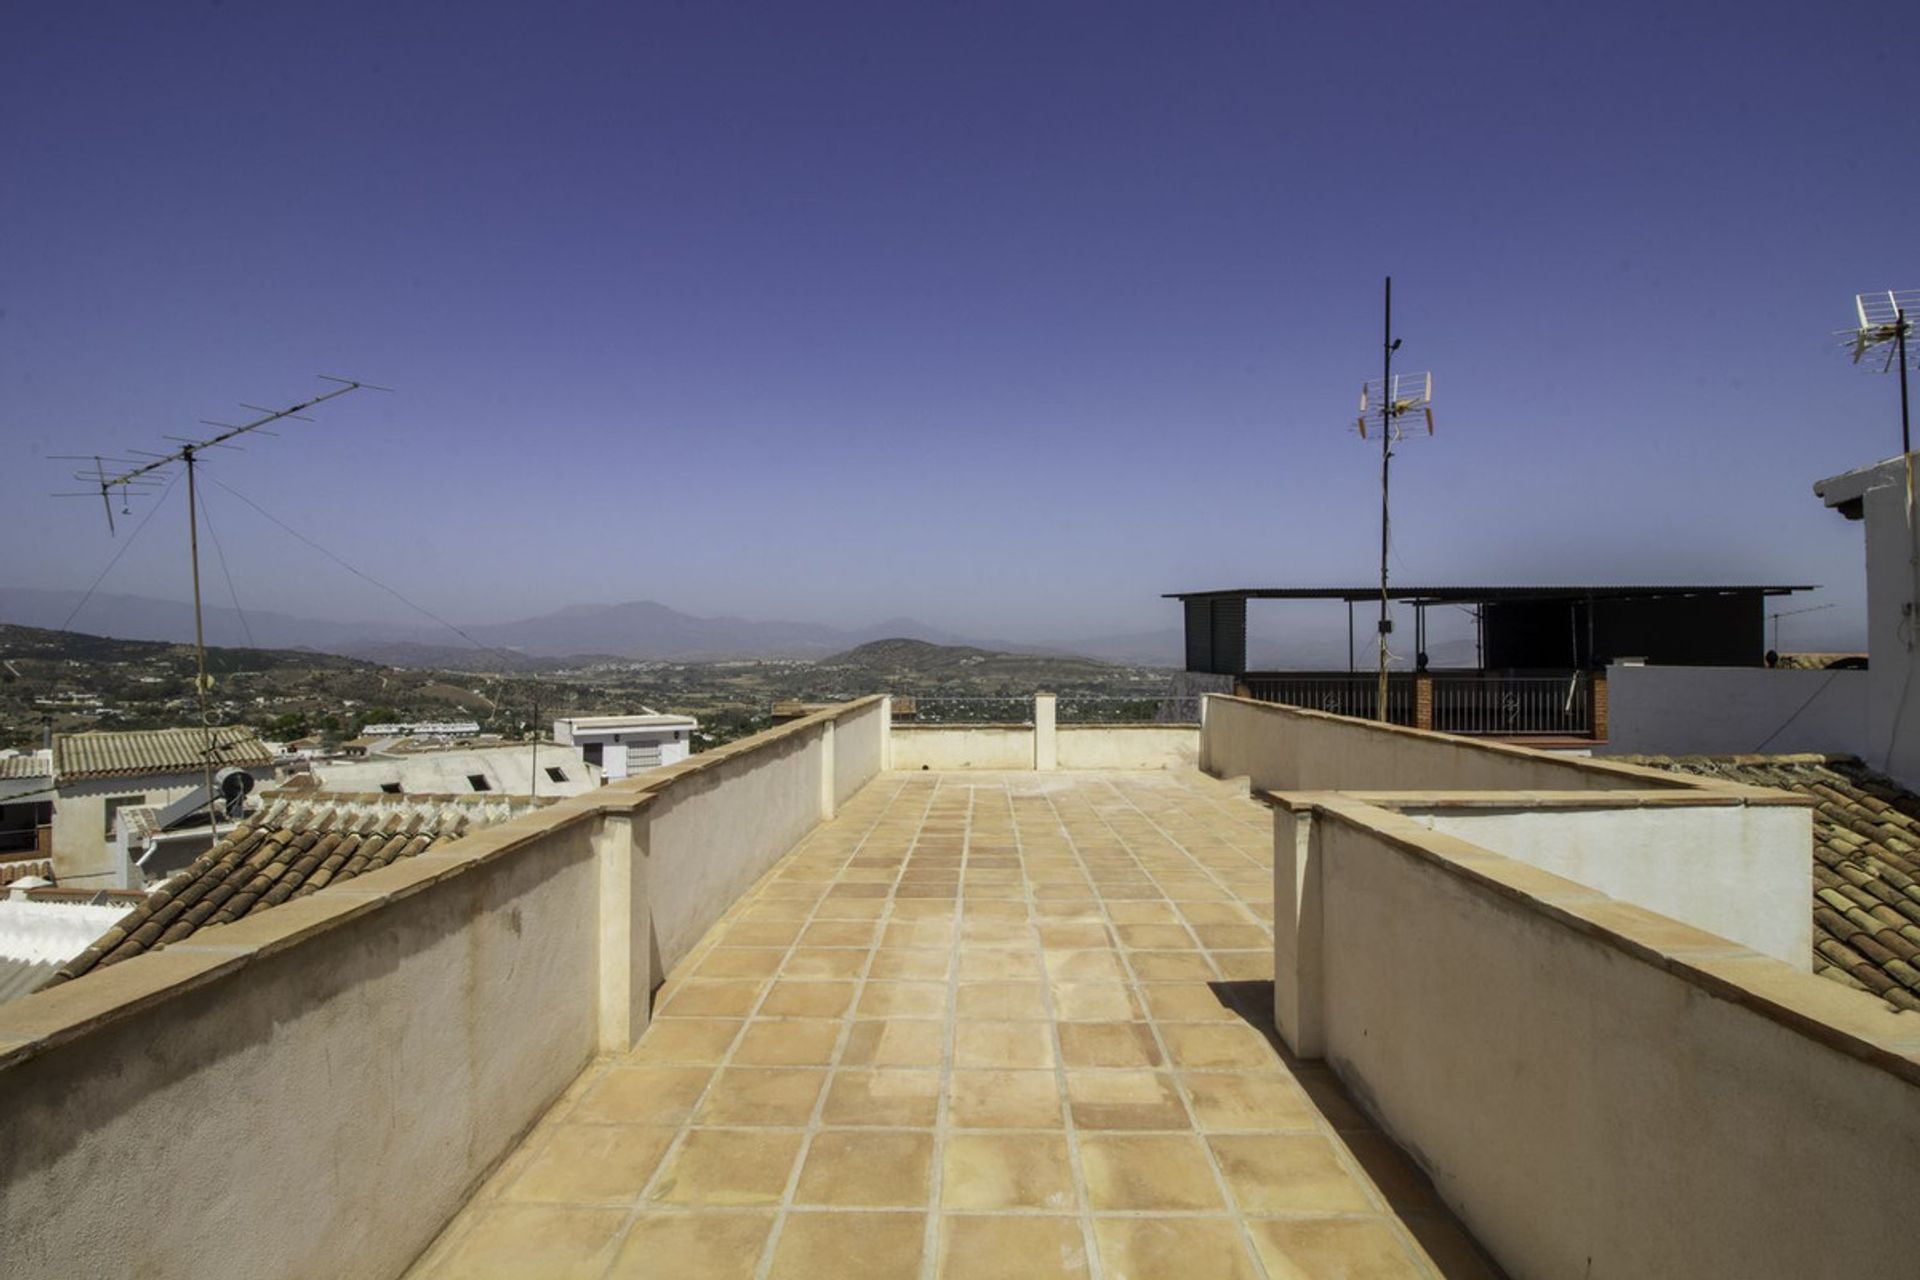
left=1233, top=689, right=1920, bottom=1280
left=0, top=696, right=888, bottom=1280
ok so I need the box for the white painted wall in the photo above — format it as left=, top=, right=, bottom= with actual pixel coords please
left=890, top=726, right=1035, bottom=770
left=312, top=744, right=597, bottom=798
left=1414, top=803, right=1811, bottom=966
left=1056, top=727, right=1199, bottom=770
left=1602, top=663, right=1868, bottom=757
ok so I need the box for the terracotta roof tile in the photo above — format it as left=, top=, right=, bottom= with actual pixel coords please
left=43, top=791, right=539, bottom=988
left=1617, top=753, right=1920, bottom=1013
left=53, top=727, right=272, bottom=782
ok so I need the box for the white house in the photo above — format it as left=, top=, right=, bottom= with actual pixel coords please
left=306, top=741, right=599, bottom=798
left=552, top=712, right=697, bottom=782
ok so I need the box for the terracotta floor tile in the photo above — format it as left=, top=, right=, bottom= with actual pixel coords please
left=428, top=1205, right=627, bottom=1280
left=731, top=1018, right=843, bottom=1067
left=1065, top=1070, right=1191, bottom=1131
left=938, top=1215, right=1092, bottom=1280
left=503, top=1124, right=674, bottom=1205
left=1092, top=1217, right=1262, bottom=1280
left=1050, top=983, right=1140, bottom=1022
left=1209, top=1134, right=1377, bottom=1213
left=1140, top=983, right=1239, bottom=1023
left=950, top=1069, right=1064, bottom=1128
left=574, top=1066, right=714, bottom=1126
left=959, top=949, right=1045, bottom=981
left=884, top=920, right=957, bottom=949
left=759, top=980, right=856, bottom=1018
left=1043, top=950, right=1131, bottom=984
left=1077, top=1134, right=1225, bottom=1211
left=719, top=920, right=804, bottom=948
left=1193, top=923, right=1271, bottom=950
left=695, top=948, right=787, bottom=980
left=813, top=896, right=889, bottom=920
left=1115, top=923, right=1197, bottom=950
left=1247, top=1217, right=1428, bottom=1280
left=955, top=1020, right=1057, bottom=1070
left=956, top=980, right=1050, bottom=1020
left=767, top=1210, right=926, bottom=1280
left=859, top=980, right=949, bottom=1018
left=1161, top=1023, right=1280, bottom=1071
left=1129, top=951, right=1220, bottom=982
left=941, top=1132, right=1078, bottom=1211
left=693, top=1067, right=828, bottom=1126
left=841, top=1019, right=946, bottom=1068
left=1212, top=952, right=1274, bottom=981
left=868, top=949, right=954, bottom=980
left=656, top=980, right=767, bottom=1018
left=793, top=1129, right=935, bottom=1207
left=1058, top=1021, right=1163, bottom=1069
left=800, top=920, right=880, bottom=947
left=1179, top=902, right=1259, bottom=926
left=963, top=919, right=1038, bottom=947
left=650, top=1130, right=803, bottom=1206
left=820, top=1067, right=943, bottom=1126
left=605, top=1210, right=775, bottom=1279
left=1105, top=901, right=1182, bottom=925
left=962, top=899, right=1033, bottom=921
left=628, top=1018, right=743, bottom=1064
left=1182, top=1073, right=1318, bottom=1132
left=781, top=947, right=870, bottom=980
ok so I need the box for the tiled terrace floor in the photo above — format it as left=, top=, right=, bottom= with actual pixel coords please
left=409, top=771, right=1499, bottom=1280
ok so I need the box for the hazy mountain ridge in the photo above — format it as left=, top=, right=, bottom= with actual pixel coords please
left=0, top=587, right=1182, bottom=667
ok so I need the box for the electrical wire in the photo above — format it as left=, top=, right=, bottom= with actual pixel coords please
left=203, top=473, right=497, bottom=656
left=59, top=472, right=182, bottom=633
left=195, top=486, right=255, bottom=650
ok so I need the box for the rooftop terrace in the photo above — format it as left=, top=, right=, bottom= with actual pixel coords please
left=407, top=771, right=1487, bottom=1280
left=3, top=695, right=1916, bottom=1280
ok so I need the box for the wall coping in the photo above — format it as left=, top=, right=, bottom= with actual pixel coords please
left=1287, top=792, right=1920, bottom=1085
left=0, top=697, right=885, bottom=1072
left=1206, top=692, right=1708, bottom=790
left=1262, top=786, right=1813, bottom=813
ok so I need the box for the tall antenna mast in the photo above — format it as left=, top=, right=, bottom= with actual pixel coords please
left=1845, top=289, right=1918, bottom=455
left=1352, top=278, right=1436, bottom=722
left=53, top=376, right=386, bottom=840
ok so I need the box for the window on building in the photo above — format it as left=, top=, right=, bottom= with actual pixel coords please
left=545, top=766, right=567, bottom=783
left=467, top=774, right=491, bottom=792
left=380, top=783, right=402, bottom=795
left=582, top=743, right=603, bottom=766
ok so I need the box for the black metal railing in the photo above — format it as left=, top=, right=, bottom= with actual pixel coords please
left=1430, top=671, right=1590, bottom=736
left=1240, top=672, right=1417, bottom=724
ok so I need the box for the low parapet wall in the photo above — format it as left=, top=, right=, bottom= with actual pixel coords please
left=0, top=697, right=887, bottom=1280
left=1202, top=693, right=1702, bottom=793
left=1271, top=794, right=1920, bottom=1280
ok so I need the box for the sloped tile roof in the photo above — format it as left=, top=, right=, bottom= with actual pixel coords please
left=0, top=754, right=53, bottom=780
left=0, top=860, right=54, bottom=888
left=44, top=791, right=539, bottom=987
left=54, top=727, right=272, bottom=782
left=1617, top=753, right=1920, bottom=1013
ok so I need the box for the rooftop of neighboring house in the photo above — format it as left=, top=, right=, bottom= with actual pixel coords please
left=45, top=789, right=547, bottom=989
left=52, top=726, right=272, bottom=782
left=1617, top=752, right=1920, bottom=1012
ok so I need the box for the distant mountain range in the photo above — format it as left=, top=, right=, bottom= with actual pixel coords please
left=0, top=587, right=1184, bottom=669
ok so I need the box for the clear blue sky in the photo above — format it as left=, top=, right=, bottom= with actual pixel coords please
left=2, top=0, right=1910, bottom=650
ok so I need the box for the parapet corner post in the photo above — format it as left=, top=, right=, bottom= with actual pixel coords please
left=1034, top=692, right=1058, bottom=771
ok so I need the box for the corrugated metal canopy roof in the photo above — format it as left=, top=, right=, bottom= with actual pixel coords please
left=1164, top=584, right=1815, bottom=603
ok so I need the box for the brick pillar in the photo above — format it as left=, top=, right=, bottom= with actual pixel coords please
left=1591, top=670, right=1609, bottom=742
left=1414, top=672, right=1433, bottom=731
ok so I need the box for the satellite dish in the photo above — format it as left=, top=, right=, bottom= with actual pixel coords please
left=217, top=767, right=255, bottom=819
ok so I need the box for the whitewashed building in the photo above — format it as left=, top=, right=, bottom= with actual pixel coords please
left=552, top=712, right=697, bottom=781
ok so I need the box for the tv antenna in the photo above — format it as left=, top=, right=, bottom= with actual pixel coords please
left=1350, top=277, right=1437, bottom=722
left=1844, top=289, right=1918, bottom=455
left=51, top=375, right=387, bottom=837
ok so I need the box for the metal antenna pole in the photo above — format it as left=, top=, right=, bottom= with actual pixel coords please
left=184, top=448, right=220, bottom=842
left=1378, top=277, right=1393, bottom=723
left=1899, top=306, right=1911, bottom=457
